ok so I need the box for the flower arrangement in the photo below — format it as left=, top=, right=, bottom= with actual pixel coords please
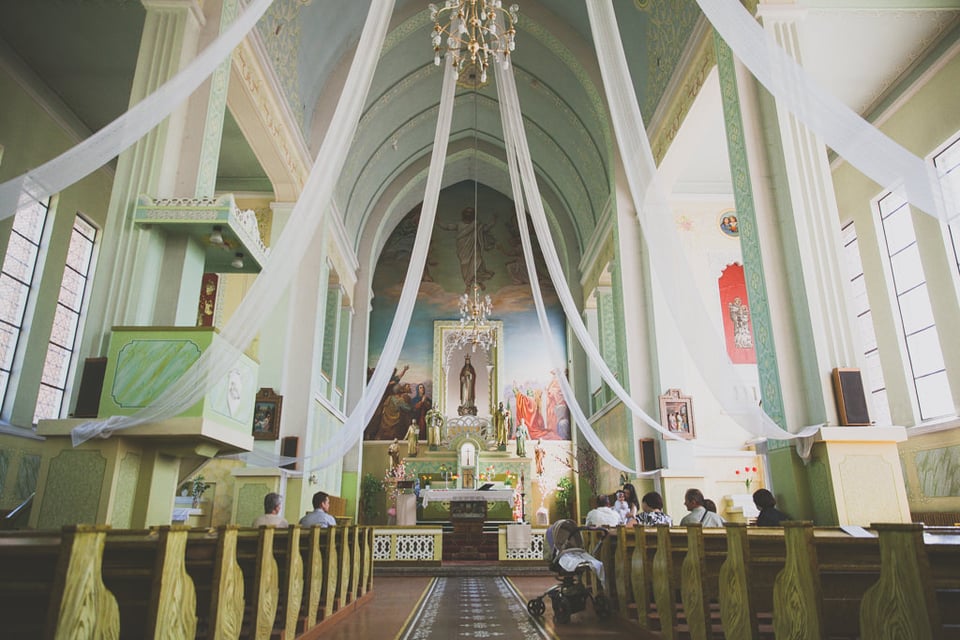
left=504, top=471, right=518, bottom=487
left=735, top=465, right=758, bottom=491
left=383, top=460, right=407, bottom=483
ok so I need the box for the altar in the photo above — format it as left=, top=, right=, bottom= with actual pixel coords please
left=419, top=488, right=516, bottom=522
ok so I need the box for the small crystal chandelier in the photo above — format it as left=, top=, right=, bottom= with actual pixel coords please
left=447, top=82, right=496, bottom=354
left=455, top=284, right=495, bottom=351
left=429, top=0, right=519, bottom=83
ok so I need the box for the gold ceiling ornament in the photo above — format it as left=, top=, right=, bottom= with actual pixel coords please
left=429, top=0, right=519, bottom=84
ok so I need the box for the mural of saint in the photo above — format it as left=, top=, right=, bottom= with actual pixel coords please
left=514, top=384, right=550, bottom=440
left=438, top=206, right=496, bottom=290
left=365, top=365, right=411, bottom=440
left=545, top=373, right=570, bottom=440
left=410, top=382, right=433, bottom=439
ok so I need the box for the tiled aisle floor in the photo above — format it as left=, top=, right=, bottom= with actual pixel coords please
left=314, top=576, right=661, bottom=639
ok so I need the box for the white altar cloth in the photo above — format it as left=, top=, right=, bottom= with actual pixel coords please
left=420, top=488, right=514, bottom=507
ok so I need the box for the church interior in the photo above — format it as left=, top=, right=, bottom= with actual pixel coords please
left=1, top=0, right=959, bottom=638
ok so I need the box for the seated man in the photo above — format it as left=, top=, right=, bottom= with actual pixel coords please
left=584, top=494, right=622, bottom=527
left=679, top=488, right=725, bottom=528
left=252, top=492, right=289, bottom=528
left=299, top=490, right=337, bottom=528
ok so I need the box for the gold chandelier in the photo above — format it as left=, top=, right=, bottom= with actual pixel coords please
left=430, top=0, right=519, bottom=83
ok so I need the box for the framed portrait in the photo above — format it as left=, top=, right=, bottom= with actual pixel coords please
left=718, top=209, right=739, bottom=238
left=659, top=388, right=695, bottom=439
left=252, top=387, right=282, bottom=440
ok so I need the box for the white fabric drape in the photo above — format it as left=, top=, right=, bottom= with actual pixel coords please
left=694, top=0, right=950, bottom=223
left=492, top=46, right=688, bottom=450
left=72, top=0, right=397, bottom=446
left=0, top=0, right=276, bottom=220
left=304, top=61, right=459, bottom=472
left=586, top=0, right=821, bottom=456
left=495, top=64, right=637, bottom=475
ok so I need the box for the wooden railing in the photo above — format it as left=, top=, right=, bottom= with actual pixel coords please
left=0, top=524, right=373, bottom=640
left=590, top=521, right=960, bottom=640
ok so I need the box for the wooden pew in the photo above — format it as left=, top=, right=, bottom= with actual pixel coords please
left=270, top=526, right=304, bottom=640
left=719, top=523, right=782, bottom=639
left=101, top=526, right=197, bottom=639
left=235, top=527, right=279, bottom=640
left=773, top=522, right=882, bottom=639
left=859, top=523, right=941, bottom=638
left=183, top=526, right=245, bottom=640
left=357, top=526, right=374, bottom=598
left=0, top=526, right=119, bottom=639
left=924, top=526, right=960, bottom=636
left=345, top=525, right=361, bottom=606
left=629, top=526, right=659, bottom=630
left=299, top=525, right=338, bottom=622
left=334, top=525, right=350, bottom=611
left=614, top=526, right=632, bottom=616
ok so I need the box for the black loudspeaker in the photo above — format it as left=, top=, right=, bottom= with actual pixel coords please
left=72, top=357, right=108, bottom=418
left=281, top=436, right=299, bottom=470
left=832, top=368, right=871, bottom=426
left=639, top=438, right=661, bottom=472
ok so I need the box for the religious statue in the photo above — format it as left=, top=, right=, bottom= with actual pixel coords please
left=388, top=439, right=401, bottom=470
left=515, top=419, right=530, bottom=457
left=534, top=438, right=545, bottom=476
left=494, top=402, right=507, bottom=450
left=426, top=409, right=443, bottom=450
left=728, top=297, right=754, bottom=348
left=405, top=420, right=418, bottom=457
left=458, top=354, right=477, bottom=416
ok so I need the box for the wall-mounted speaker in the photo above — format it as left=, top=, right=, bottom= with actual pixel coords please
left=73, top=357, right=107, bottom=418
left=832, top=367, right=871, bottom=426
left=639, top=438, right=661, bottom=472
left=281, top=436, right=299, bottom=470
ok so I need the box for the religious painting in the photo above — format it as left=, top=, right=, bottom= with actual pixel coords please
left=196, top=273, right=218, bottom=327
left=363, top=366, right=433, bottom=441
left=509, top=370, right=570, bottom=441
left=659, top=388, right=695, bottom=439
left=719, top=210, right=739, bottom=238
left=718, top=263, right=757, bottom=364
left=366, top=182, right=568, bottom=440
left=253, top=387, right=282, bottom=440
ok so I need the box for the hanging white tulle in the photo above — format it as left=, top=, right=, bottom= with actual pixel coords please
left=303, top=61, right=459, bottom=473
left=693, top=0, right=950, bottom=224
left=71, top=0, right=397, bottom=446
left=585, top=0, right=821, bottom=455
left=0, top=0, right=276, bottom=220
left=494, top=68, right=636, bottom=475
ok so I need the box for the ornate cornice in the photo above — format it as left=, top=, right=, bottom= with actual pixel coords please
left=230, top=33, right=311, bottom=200
left=648, top=19, right=717, bottom=165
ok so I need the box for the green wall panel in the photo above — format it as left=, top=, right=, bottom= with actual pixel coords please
left=15, top=453, right=40, bottom=503
left=37, top=450, right=106, bottom=529
left=238, top=482, right=270, bottom=527
left=112, top=452, right=141, bottom=529
left=915, top=445, right=960, bottom=497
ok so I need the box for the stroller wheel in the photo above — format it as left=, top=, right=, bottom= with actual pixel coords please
left=554, top=603, right=571, bottom=625
left=593, top=593, right=610, bottom=618
left=527, top=598, right=546, bottom=617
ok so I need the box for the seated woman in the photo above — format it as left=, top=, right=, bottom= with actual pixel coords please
left=753, top=488, right=790, bottom=526
left=637, top=491, right=672, bottom=526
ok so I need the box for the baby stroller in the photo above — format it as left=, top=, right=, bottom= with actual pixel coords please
left=526, top=519, right=610, bottom=624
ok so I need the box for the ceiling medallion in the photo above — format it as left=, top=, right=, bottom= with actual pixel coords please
left=429, top=0, right=519, bottom=84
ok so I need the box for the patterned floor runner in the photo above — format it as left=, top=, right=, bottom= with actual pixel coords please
left=397, top=576, right=552, bottom=640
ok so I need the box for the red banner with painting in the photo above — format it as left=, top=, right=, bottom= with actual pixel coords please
left=718, top=263, right=756, bottom=364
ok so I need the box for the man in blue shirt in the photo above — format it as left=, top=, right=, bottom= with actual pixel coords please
left=300, top=491, right=337, bottom=527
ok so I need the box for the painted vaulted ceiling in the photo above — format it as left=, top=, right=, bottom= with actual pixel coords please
left=0, top=0, right=956, bottom=274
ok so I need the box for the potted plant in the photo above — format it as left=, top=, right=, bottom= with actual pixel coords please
left=191, top=475, right=210, bottom=509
